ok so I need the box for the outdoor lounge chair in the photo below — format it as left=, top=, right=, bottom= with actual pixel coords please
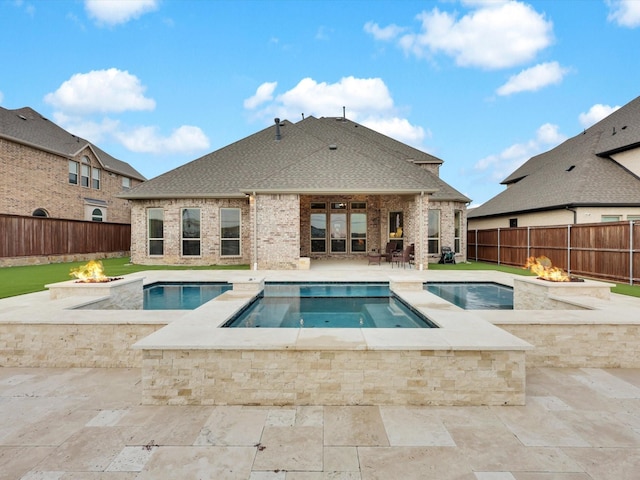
left=383, top=241, right=398, bottom=262
left=438, top=246, right=456, bottom=264
left=392, top=244, right=414, bottom=268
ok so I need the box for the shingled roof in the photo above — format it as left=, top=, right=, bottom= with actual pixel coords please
left=121, top=116, right=469, bottom=201
left=469, top=95, right=640, bottom=219
left=0, top=106, right=145, bottom=181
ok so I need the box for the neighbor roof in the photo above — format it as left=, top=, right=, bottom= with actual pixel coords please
left=468, top=95, right=640, bottom=219
left=0, top=106, right=146, bottom=181
left=121, top=116, right=469, bottom=201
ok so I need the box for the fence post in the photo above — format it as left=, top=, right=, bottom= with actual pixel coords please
left=631, top=220, right=634, bottom=285
left=527, top=226, right=530, bottom=259
left=567, top=224, right=571, bottom=276
left=475, top=229, right=478, bottom=262
left=497, top=228, right=501, bottom=265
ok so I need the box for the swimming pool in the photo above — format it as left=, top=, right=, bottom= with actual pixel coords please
left=223, top=282, right=436, bottom=328
left=424, top=282, right=513, bottom=310
left=143, top=282, right=232, bottom=310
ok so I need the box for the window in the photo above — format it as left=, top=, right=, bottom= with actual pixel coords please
left=91, top=208, right=103, bottom=222
left=182, top=208, right=201, bottom=256
left=148, top=208, right=164, bottom=256
left=310, top=213, right=326, bottom=253
left=601, top=215, right=621, bottom=222
left=454, top=210, right=462, bottom=253
left=509, top=218, right=518, bottom=228
left=92, top=168, right=101, bottom=189
left=389, top=211, right=403, bottom=249
left=331, top=202, right=347, bottom=210
left=221, top=208, right=241, bottom=256
left=350, top=213, right=367, bottom=252
left=628, top=215, right=640, bottom=221
left=122, top=177, right=131, bottom=189
left=428, top=209, right=441, bottom=254
left=330, top=213, right=347, bottom=252
left=81, top=164, right=90, bottom=187
left=311, top=202, right=326, bottom=209
left=68, top=161, right=78, bottom=185
left=32, top=208, right=48, bottom=217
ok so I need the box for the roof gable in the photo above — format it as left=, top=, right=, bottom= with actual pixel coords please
left=0, top=106, right=145, bottom=181
left=470, top=95, right=640, bottom=219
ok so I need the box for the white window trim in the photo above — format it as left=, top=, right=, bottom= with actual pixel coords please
left=220, top=207, right=242, bottom=257
left=148, top=208, right=164, bottom=257
left=181, top=208, right=202, bottom=257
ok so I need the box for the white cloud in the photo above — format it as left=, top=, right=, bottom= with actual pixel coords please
left=496, top=61, right=569, bottom=96
left=578, top=103, right=621, bottom=128
left=0, top=90, right=4, bottom=104
left=474, top=123, right=566, bottom=181
left=363, top=21, right=406, bottom=41
left=377, top=1, right=553, bottom=69
left=607, top=0, right=640, bottom=28
left=84, top=0, right=158, bottom=26
left=243, top=76, right=428, bottom=149
left=243, top=82, right=277, bottom=109
left=44, top=68, right=155, bottom=115
left=362, top=117, right=429, bottom=146
left=45, top=68, right=209, bottom=156
left=115, top=125, right=210, bottom=154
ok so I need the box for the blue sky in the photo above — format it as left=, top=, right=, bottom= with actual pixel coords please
left=2, top=0, right=640, bottom=206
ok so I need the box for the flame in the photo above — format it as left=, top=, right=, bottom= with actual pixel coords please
left=70, top=260, right=109, bottom=283
left=523, top=255, right=571, bottom=282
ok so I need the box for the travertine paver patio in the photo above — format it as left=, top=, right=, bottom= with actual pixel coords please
left=1, top=366, right=639, bottom=479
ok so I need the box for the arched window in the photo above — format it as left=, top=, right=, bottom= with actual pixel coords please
left=32, top=208, right=49, bottom=217
left=91, top=208, right=103, bottom=222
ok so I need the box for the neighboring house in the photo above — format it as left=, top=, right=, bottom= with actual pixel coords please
left=122, top=116, right=470, bottom=269
left=468, top=95, right=640, bottom=229
left=0, top=106, right=145, bottom=223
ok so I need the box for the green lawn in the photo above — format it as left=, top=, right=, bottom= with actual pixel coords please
left=0, top=257, right=249, bottom=299
left=1, top=257, right=638, bottom=299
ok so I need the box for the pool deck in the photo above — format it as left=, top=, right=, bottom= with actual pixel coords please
left=1, top=260, right=640, bottom=478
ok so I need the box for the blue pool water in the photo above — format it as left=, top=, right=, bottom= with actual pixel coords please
left=143, top=282, right=232, bottom=310
left=223, top=282, right=436, bottom=328
left=424, top=282, right=513, bottom=310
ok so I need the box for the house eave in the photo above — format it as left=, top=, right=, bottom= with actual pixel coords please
left=240, top=188, right=438, bottom=195
left=469, top=202, right=640, bottom=220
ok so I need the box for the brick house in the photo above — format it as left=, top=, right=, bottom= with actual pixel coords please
left=122, top=116, right=470, bottom=269
left=468, top=95, right=640, bottom=229
left=0, top=106, right=145, bottom=223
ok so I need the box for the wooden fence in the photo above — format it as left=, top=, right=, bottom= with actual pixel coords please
left=467, top=221, right=640, bottom=285
left=0, top=214, right=131, bottom=258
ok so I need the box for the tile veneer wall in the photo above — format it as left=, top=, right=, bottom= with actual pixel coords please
left=0, top=323, right=164, bottom=368
left=140, top=349, right=526, bottom=406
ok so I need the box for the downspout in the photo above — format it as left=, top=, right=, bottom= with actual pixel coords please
left=566, top=206, right=577, bottom=224
left=419, top=191, right=424, bottom=270
left=252, top=192, right=258, bottom=270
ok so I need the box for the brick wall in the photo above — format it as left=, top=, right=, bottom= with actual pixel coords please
left=130, top=197, right=251, bottom=265
left=255, top=194, right=300, bottom=269
left=0, top=138, right=140, bottom=223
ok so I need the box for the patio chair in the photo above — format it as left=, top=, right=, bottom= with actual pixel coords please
left=392, top=244, right=414, bottom=269
left=438, top=246, right=456, bottom=264
left=383, top=241, right=398, bottom=262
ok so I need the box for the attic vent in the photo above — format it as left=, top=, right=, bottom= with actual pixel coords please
left=329, top=144, right=337, bottom=150
left=18, top=115, right=27, bottom=120
left=566, top=165, right=575, bottom=172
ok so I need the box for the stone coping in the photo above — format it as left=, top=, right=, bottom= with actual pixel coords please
left=132, top=278, right=533, bottom=352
